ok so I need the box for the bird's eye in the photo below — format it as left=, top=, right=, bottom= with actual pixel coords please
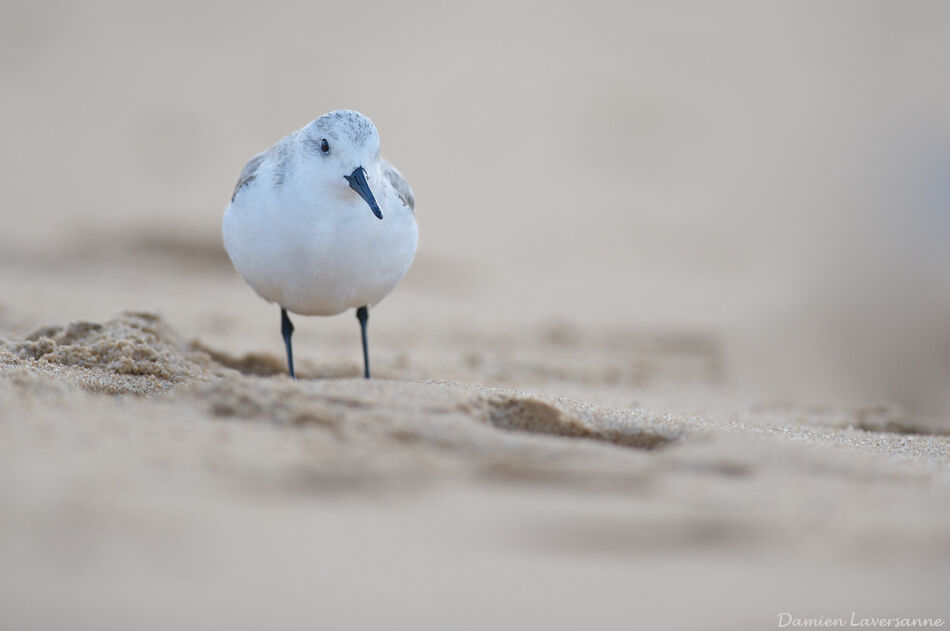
left=320, top=138, right=330, bottom=154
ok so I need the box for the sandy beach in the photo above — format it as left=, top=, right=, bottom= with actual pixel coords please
left=1, top=2, right=949, bottom=629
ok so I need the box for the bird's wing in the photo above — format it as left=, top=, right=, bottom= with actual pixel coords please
left=231, top=152, right=267, bottom=201
left=380, top=157, right=415, bottom=212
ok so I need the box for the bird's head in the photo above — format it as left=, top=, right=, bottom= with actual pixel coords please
left=304, top=109, right=383, bottom=219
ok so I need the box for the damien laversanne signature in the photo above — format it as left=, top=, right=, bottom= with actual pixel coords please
left=777, top=613, right=946, bottom=628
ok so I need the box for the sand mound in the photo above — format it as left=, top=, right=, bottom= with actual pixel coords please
left=189, top=340, right=363, bottom=380
left=1, top=312, right=215, bottom=394
left=188, top=373, right=682, bottom=470
left=477, top=394, right=675, bottom=449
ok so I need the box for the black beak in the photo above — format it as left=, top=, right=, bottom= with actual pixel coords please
left=344, top=166, right=383, bottom=220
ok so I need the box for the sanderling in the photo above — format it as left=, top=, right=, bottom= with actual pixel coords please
left=223, top=109, right=418, bottom=379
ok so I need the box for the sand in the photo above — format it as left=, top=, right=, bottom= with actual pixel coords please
left=2, top=309, right=948, bottom=629
left=2, top=2, right=950, bottom=629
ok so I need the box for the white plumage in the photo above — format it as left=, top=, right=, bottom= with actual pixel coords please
left=223, top=110, right=418, bottom=316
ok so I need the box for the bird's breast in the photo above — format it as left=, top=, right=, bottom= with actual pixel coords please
left=223, top=194, right=418, bottom=316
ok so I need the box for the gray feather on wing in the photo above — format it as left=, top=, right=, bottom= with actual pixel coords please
left=381, top=157, right=415, bottom=212
left=231, top=152, right=266, bottom=201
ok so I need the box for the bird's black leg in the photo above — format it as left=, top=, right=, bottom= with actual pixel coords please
left=356, top=306, right=370, bottom=379
left=280, top=307, right=296, bottom=380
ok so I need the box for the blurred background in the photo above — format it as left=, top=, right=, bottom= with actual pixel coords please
left=1, top=0, right=949, bottom=416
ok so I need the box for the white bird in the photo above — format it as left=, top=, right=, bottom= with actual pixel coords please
left=223, top=109, right=418, bottom=379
